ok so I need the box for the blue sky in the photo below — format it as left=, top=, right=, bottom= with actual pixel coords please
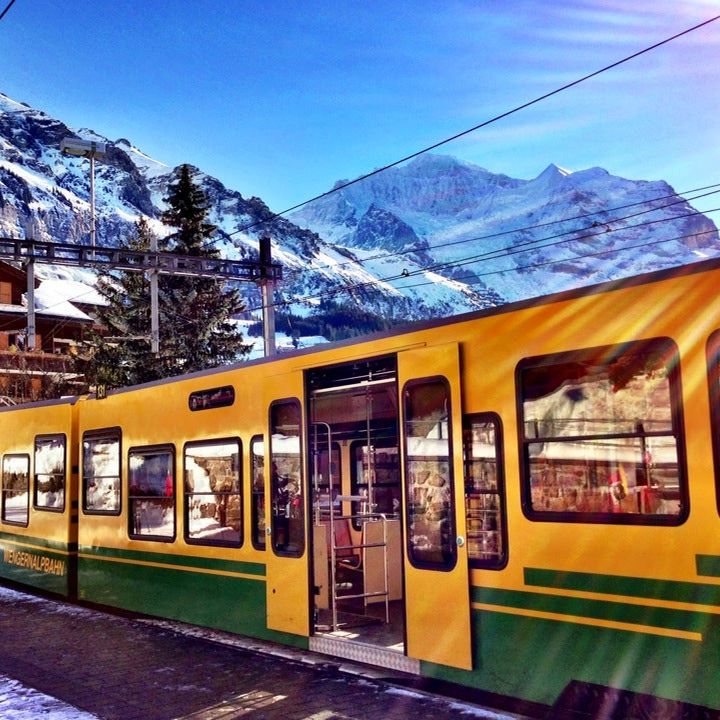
left=2, top=1, right=719, bottom=213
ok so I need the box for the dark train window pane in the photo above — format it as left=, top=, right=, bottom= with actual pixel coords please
left=185, top=439, right=242, bottom=547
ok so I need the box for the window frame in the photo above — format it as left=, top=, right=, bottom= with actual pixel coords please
left=128, top=443, right=176, bottom=543
left=183, top=437, right=243, bottom=549
left=1, top=453, right=30, bottom=527
left=402, top=375, right=458, bottom=571
left=269, top=398, right=305, bottom=558
left=516, top=338, right=688, bottom=526
left=350, top=439, right=400, bottom=531
left=463, top=412, right=508, bottom=570
left=82, top=428, right=122, bottom=516
left=250, top=434, right=266, bottom=551
left=33, top=433, right=67, bottom=513
left=705, top=330, right=720, bottom=517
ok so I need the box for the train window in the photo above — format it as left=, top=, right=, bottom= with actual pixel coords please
left=403, top=377, right=457, bottom=570
left=2, top=454, right=29, bottom=526
left=463, top=414, right=507, bottom=569
left=706, top=331, right=720, bottom=516
left=350, top=441, right=400, bottom=530
left=184, top=439, right=242, bottom=547
left=83, top=430, right=121, bottom=514
left=34, top=435, right=66, bottom=512
left=518, top=338, right=687, bottom=524
left=129, top=445, right=175, bottom=542
left=269, top=399, right=304, bottom=557
left=250, top=436, right=265, bottom=550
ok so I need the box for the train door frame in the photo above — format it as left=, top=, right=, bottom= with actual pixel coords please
left=305, top=356, right=407, bottom=654
left=263, top=372, right=310, bottom=638
left=397, top=341, right=472, bottom=670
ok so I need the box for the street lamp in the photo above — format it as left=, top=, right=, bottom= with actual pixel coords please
left=60, top=137, right=107, bottom=247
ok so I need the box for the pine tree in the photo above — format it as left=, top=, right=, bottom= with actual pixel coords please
left=85, top=165, right=249, bottom=390
left=85, top=217, right=167, bottom=388
left=159, top=164, right=248, bottom=375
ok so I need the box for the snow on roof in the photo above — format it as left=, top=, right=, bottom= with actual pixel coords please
left=37, top=279, right=106, bottom=308
left=34, top=281, right=96, bottom=320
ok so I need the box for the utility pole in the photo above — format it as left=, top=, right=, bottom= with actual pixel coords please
left=149, top=232, right=159, bottom=354
left=259, top=235, right=276, bottom=357
left=4, top=237, right=283, bottom=356
left=59, top=138, right=107, bottom=249
left=25, top=258, right=35, bottom=351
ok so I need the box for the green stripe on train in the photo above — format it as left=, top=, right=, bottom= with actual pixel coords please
left=78, top=544, right=265, bottom=577
left=0, top=530, right=77, bottom=554
left=0, top=532, right=76, bottom=596
left=421, top=600, right=720, bottom=710
left=472, top=586, right=708, bottom=633
left=697, top=555, right=720, bottom=578
left=524, top=567, right=720, bottom=606
left=77, top=551, right=306, bottom=649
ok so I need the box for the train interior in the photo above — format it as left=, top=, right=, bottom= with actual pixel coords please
left=306, top=356, right=406, bottom=660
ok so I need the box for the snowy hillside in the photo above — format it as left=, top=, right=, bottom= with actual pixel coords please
left=0, top=91, right=496, bottom=335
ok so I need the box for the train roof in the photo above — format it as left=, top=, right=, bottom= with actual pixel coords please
left=9, top=256, right=720, bottom=405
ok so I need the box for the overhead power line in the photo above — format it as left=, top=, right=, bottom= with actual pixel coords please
left=397, top=227, right=720, bottom=292
left=0, top=0, right=17, bottom=22
left=247, top=206, right=720, bottom=312
left=227, top=13, right=720, bottom=240
left=282, top=182, right=720, bottom=280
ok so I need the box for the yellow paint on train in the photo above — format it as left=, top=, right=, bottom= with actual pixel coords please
left=3, top=260, right=720, bottom=711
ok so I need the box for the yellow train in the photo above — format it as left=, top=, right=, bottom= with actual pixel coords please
left=2, top=258, right=720, bottom=717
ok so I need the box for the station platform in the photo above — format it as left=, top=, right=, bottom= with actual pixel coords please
left=0, top=585, right=538, bottom=720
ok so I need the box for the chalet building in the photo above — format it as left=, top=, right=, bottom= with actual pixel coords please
left=0, top=262, right=97, bottom=402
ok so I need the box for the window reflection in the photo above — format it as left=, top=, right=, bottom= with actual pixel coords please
left=520, top=340, right=683, bottom=520
left=2, top=454, right=29, bottom=525
left=83, top=432, right=121, bottom=514
left=463, top=417, right=505, bottom=567
left=34, top=435, right=65, bottom=511
left=184, top=440, right=241, bottom=547
left=129, top=447, right=175, bottom=540
left=270, top=400, right=304, bottom=556
left=251, top=436, right=265, bottom=550
left=403, top=378, right=456, bottom=568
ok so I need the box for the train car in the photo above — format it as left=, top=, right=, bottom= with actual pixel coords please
left=3, top=258, right=720, bottom=715
left=0, top=396, right=80, bottom=597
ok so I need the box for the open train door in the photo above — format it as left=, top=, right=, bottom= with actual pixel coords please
left=264, top=371, right=310, bottom=639
left=398, top=342, right=472, bottom=670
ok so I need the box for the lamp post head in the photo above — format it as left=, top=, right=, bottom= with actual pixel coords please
left=60, top=137, right=107, bottom=158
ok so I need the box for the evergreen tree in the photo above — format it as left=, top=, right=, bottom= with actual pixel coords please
left=85, top=217, right=167, bottom=388
left=85, top=165, right=249, bottom=390
left=159, top=164, right=248, bottom=375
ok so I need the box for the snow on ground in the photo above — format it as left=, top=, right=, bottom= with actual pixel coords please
left=0, top=586, right=522, bottom=720
left=0, top=675, right=98, bottom=720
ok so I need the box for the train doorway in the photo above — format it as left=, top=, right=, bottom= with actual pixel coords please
left=306, top=356, right=412, bottom=670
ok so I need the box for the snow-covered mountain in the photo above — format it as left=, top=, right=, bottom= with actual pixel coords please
left=0, top=91, right=495, bottom=339
left=1, top=90, right=718, bottom=347
left=290, top=154, right=720, bottom=303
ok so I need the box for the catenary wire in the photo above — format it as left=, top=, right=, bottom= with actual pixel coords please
left=247, top=206, right=720, bottom=311
left=395, top=227, right=720, bottom=291
left=0, top=0, right=17, bottom=22
left=221, top=14, right=720, bottom=241
left=280, top=183, right=720, bottom=280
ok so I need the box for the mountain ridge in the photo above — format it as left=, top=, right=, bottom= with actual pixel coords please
left=1, top=90, right=718, bottom=347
